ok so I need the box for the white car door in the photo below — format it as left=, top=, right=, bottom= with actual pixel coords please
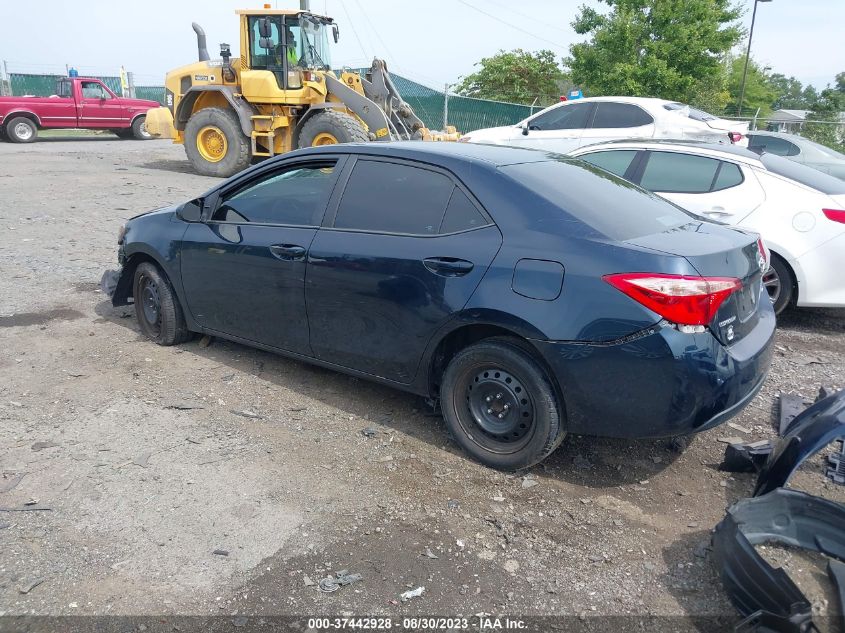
left=577, top=102, right=656, bottom=147
left=638, top=151, right=765, bottom=223
left=506, top=101, right=594, bottom=152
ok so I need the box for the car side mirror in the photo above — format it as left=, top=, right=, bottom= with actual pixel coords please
left=521, top=122, right=529, bottom=136
left=258, top=17, right=272, bottom=38
left=332, top=24, right=339, bottom=43
left=178, top=198, right=203, bottom=222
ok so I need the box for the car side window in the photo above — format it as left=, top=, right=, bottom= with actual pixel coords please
left=591, top=103, right=654, bottom=128
left=439, top=187, right=488, bottom=233
left=529, top=102, right=593, bottom=131
left=712, top=162, right=744, bottom=191
left=578, top=150, right=639, bottom=178
left=333, top=160, right=454, bottom=235
left=748, top=135, right=799, bottom=157
left=81, top=82, right=110, bottom=99
left=640, top=152, right=721, bottom=193
left=213, top=162, right=336, bottom=225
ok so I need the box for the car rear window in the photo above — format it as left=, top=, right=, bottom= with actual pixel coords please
left=760, top=153, right=845, bottom=194
left=500, top=159, right=694, bottom=241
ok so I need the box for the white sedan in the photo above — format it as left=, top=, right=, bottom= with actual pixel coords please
left=459, top=96, right=749, bottom=151
left=568, top=140, right=845, bottom=313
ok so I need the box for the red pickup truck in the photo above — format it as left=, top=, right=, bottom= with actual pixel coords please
left=0, top=77, right=160, bottom=143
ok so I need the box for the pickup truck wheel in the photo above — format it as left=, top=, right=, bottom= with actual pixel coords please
left=440, top=338, right=567, bottom=470
left=131, top=116, right=152, bottom=140
left=184, top=107, right=250, bottom=177
left=6, top=117, right=37, bottom=143
left=132, top=262, right=190, bottom=346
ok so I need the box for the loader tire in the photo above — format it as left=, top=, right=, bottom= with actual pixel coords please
left=298, top=110, right=369, bottom=149
left=184, top=107, right=250, bottom=178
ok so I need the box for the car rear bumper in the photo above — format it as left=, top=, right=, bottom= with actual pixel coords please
left=531, top=302, right=776, bottom=438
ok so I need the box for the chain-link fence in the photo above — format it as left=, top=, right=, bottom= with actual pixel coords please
left=1, top=69, right=539, bottom=132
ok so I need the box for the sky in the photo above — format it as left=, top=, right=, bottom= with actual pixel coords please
left=0, top=0, right=841, bottom=93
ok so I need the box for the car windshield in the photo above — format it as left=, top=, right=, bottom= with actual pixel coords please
left=500, top=158, right=695, bottom=241
left=664, top=102, right=718, bottom=122
left=760, top=153, right=845, bottom=194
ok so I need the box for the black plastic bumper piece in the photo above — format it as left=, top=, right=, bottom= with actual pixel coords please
left=711, top=488, right=845, bottom=633
left=755, top=389, right=845, bottom=496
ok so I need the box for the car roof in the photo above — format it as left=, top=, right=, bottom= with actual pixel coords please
left=573, top=139, right=764, bottom=165
left=288, top=140, right=559, bottom=167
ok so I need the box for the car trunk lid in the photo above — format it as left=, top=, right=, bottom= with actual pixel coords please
left=627, top=222, right=765, bottom=345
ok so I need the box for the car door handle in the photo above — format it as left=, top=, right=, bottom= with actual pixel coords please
left=423, top=257, right=474, bottom=277
left=269, top=244, right=306, bottom=260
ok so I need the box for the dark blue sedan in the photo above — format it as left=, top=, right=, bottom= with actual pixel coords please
left=104, top=141, right=775, bottom=469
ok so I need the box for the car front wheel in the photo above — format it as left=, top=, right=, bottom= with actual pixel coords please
left=132, top=262, right=190, bottom=345
left=440, top=338, right=566, bottom=470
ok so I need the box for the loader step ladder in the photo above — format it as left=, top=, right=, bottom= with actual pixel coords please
left=250, top=115, right=275, bottom=157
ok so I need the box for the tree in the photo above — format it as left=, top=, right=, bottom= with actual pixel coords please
left=727, top=56, right=777, bottom=116
left=803, top=86, right=845, bottom=152
left=769, top=73, right=813, bottom=110
left=453, top=49, right=566, bottom=106
left=566, top=0, right=742, bottom=104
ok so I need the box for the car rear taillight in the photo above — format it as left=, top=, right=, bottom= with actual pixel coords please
left=729, top=132, right=744, bottom=143
left=603, top=273, right=742, bottom=326
left=823, top=208, right=845, bottom=224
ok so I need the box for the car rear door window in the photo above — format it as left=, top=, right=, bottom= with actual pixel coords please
left=747, top=135, right=800, bottom=157
left=439, top=187, right=488, bottom=233
left=591, top=103, right=654, bottom=128
left=213, top=162, right=336, bottom=225
left=333, top=160, right=454, bottom=234
left=577, top=150, right=639, bottom=178
left=640, top=152, right=721, bottom=193
left=712, top=162, right=744, bottom=191
left=529, top=102, right=593, bottom=131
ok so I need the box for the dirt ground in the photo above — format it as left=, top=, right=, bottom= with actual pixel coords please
left=1, top=135, right=844, bottom=629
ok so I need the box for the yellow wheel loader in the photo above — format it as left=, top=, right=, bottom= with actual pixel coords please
left=145, top=8, right=457, bottom=177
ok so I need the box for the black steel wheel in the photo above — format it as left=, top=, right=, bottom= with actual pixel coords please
left=764, top=253, right=794, bottom=315
left=440, top=338, right=566, bottom=470
left=132, top=262, right=190, bottom=346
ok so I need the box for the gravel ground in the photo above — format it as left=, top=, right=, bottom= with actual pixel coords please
left=0, top=136, right=843, bottom=628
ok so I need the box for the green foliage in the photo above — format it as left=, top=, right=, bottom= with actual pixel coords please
left=803, top=86, right=845, bottom=152
left=566, top=0, right=742, bottom=103
left=727, top=56, right=777, bottom=116
left=454, top=49, right=566, bottom=106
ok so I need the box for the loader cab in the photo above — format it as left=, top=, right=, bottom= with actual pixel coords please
left=240, top=10, right=334, bottom=95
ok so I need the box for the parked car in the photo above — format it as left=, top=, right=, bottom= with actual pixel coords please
left=747, top=130, right=845, bottom=180
left=103, top=142, right=774, bottom=469
left=0, top=77, right=158, bottom=143
left=458, top=96, right=749, bottom=152
left=569, top=140, right=845, bottom=314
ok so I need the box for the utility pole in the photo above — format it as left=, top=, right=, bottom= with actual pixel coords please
left=737, top=0, right=772, bottom=117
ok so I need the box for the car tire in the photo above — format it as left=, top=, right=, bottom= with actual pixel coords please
left=184, top=107, right=250, bottom=177
left=131, top=116, right=152, bottom=140
left=297, top=109, right=369, bottom=148
left=133, top=262, right=190, bottom=346
left=763, top=253, right=795, bottom=315
left=440, top=338, right=566, bottom=470
left=6, top=116, right=38, bottom=143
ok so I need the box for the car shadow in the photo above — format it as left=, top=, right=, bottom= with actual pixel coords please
left=95, top=300, right=687, bottom=485
left=29, top=135, right=122, bottom=143
left=138, top=159, right=209, bottom=175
